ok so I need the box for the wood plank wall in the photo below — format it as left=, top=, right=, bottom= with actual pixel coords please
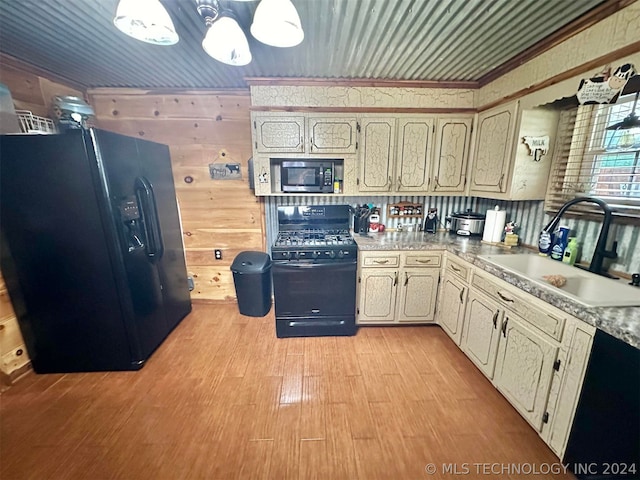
left=88, top=89, right=264, bottom=302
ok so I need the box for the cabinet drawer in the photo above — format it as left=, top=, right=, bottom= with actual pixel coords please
left=472, top=271, right=564, bottom=341
left=362, top=254, right=400, bottom=267
left=445, top=255, right=471, bottom=281
left=403, top=254, right=441, bottom=267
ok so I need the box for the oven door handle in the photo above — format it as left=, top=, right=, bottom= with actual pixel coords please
left=273, top=261, right=356, bottom=269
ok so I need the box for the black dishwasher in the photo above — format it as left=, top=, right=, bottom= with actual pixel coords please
left=564, top=329, right=640, bottom=479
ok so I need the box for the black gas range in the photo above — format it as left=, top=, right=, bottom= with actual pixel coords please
left=271, top=205, right=358, bottom=338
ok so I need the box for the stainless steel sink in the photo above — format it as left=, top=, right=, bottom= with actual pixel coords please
left=477, top=254, right=640, bottom=307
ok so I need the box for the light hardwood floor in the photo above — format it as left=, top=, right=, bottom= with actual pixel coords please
left=1, top=304, right=575, bottom=480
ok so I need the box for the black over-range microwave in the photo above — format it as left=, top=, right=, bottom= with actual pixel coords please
left=279, top=159, right=335, bottom=193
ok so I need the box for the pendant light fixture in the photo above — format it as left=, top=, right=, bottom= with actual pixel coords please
left=198, top=1, right=252, bottom=66
left=112, top=0, right=304, bottom=65
left=250, top=0, right=304, bottom=48
left=113, top=0, right=179, bottom=45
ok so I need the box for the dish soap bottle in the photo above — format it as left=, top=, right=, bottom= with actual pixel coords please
left=538, top=230, right=553, bottom=256
left=550, top=226, right=570, bottom=261
left=562, top=237, right=579, bottom=265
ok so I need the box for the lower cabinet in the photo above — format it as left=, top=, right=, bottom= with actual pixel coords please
left=357, top=249, right=596, bottom=462
left=493, top=313, right=558, bottom=431
left=541, top=317, right=595, bottom=458
left=460, top=289, right=503, bottom=378
left=396, top=267, right=439, bottom=322
left=358, top=267, right=398, bottom=322
left=357, top=251, right=440, bottom=324
left=437, top=254, right=472, bottom=345
left=437, top=274, right=467, bottom=345
left=460, top=268, right=594, bottom=461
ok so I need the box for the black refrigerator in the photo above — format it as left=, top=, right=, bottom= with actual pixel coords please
left=0, top=128, right=192, bottom=373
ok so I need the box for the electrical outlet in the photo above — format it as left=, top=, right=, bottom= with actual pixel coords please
left=214, top=249, right=223, bottom=260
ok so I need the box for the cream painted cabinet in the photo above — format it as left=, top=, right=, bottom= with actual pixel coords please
left=357, top=117, right=396, bottom=192
left=493, top=313, right=558, bottom=431
left=541, top=317, right=595, bottom=458
left=308, top=116, right=358, bottom=154
left=252, top=114, right=305, bottom=153
left=436, top=254, right=472, bottom=345
left=357, top=251, right=440, bottom=324
left=358, top=268, right=398, bottom=322
left=437, top=274, right=467, bottom=345
left=461, top=289, right=503, bottom=378
left=432, top=117, right=473, bottom=194
left=469, top=101, right=560, bottom=200
left=252, top=113, right=358, bottom=155
left=396, top=267, right=439, bottom=322
left=357, top=253, right=400, bottom=323
left=470, top=101, right=518, bottom=194
left=394, top=118, right=433, bottom=192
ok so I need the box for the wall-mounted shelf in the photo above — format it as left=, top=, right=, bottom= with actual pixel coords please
left=388, top=201, right=423, bottom=218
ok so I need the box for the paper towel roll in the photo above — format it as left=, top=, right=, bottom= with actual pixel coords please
left=491, top=210, right=507, bottom=243
left=483, top=208, right=507, bottom=243
left=482, top=209, right=496, bottom=242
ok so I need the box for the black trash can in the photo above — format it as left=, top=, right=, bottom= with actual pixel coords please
left=231, top=251, right=272, bottom=317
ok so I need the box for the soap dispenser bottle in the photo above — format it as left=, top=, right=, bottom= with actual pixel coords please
left=538, top=230, right=553, bottom=256
left=550, top=226, right=570, bottom=261
left=562, top=237, right=579, bottom=265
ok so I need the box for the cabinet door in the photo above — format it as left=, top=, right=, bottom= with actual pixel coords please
left=253, top=115, right=305, bottom=153
left=357, top=117, right=396, bottom=192
left=432, top=117, right=472, bottom=193
left=308, top=117, right=357, bottom=154
left=470, top=101, right=518, bottom=193
left=397, top=267, right=439, bottom=323
left=437, top=274, right=467, bottom=345
left=494, top=313, right=558, bottom=431
left=395, top=118, right=433, bottom=192
left=461, top=289, right=502, bottom=379
left=358, top=268, right=397, bottom=323
left=545, top=320, right=594, bottom=457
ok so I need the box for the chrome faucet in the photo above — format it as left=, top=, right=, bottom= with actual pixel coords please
left=543, top=196, right=618, bottom=278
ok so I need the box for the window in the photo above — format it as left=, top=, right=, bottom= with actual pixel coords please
left=545, top=92, right=640, bottom=219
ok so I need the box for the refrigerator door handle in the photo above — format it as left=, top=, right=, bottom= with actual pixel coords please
left=135, top=176, right=164, bottom=259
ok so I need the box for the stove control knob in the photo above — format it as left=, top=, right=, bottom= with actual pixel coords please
left=328, top=250, right=336, bottom=259
left=281, top=251, right=290, bottom=259
left=337, top=250, right=344, bottom=258
left=312, top=251, right=320, bottom=259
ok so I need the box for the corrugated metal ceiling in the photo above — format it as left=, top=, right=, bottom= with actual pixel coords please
left=0, top=0, right=614, bottom=89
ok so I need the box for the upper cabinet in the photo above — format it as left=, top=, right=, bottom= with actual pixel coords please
left=469, top=101, right=560, bottom=200
left=308, top=117, right=358, bottom=154
left=356, top=114, right=473, bottom=194
left=357, top=117, right=397, bottom=192
left=253, top=114, right=305, bottom=153
left=252, top=112, right=358, bottom=155
left=432, top=117, right=473, bottom=194
left=395, top=118, right=433, bottom=192
left=470, top=101, right=518, bottom=194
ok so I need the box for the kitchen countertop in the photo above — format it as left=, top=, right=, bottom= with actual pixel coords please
left=354, top=231, right=640, bottom=350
